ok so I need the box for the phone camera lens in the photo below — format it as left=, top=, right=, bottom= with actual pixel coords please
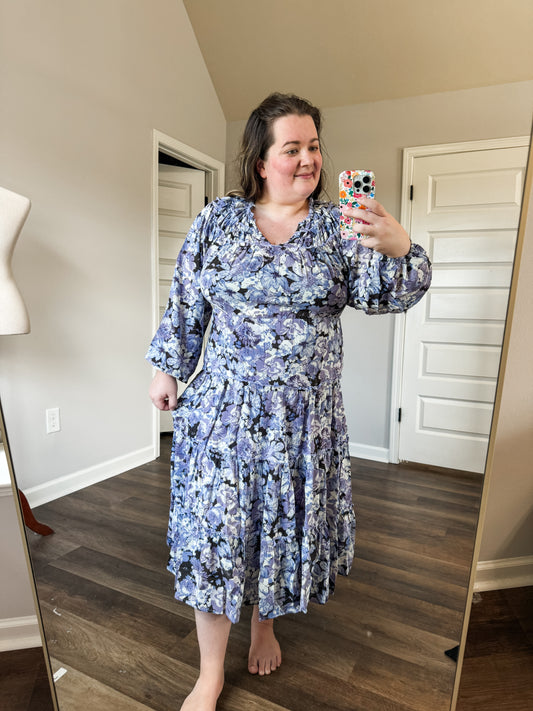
left=354, top=181, right=362, bottom=189
left=363, top=185, right=370, bottom=193
left=363, top=175, right=370, bottom=183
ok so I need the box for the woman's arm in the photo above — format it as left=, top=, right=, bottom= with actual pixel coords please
left=146, top=207, right=213, bottom=381
left=335, top=198, right=431, bottom=315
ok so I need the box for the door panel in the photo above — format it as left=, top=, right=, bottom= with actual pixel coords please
left=399, top=145, right=528, bottom=472
left=157, top=164, right=206, bottom=432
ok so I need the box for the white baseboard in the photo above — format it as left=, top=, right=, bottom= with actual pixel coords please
left=349, top=442, right=390, bottom=463
left=25, top=445, right=157, bottom=508
left=474, top=555, right=533, bottom=591
left=0, top=615, right=41, bottom=652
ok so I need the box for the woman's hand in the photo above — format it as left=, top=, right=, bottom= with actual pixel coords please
left=341, top=197, right=411, bottom=258
left=149, top=370, right=178, bottom=411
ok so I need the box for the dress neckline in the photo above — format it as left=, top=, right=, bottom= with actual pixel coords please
left=248, top=199, right=314, bottom=247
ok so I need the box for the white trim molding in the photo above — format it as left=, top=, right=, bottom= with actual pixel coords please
left=24, top=446, right=156, bottom=508
left=0, top=615, right=41, bottom=652
left=474, top=555, right=533, bottom=592
left=349, top=442, right=389, bottom=463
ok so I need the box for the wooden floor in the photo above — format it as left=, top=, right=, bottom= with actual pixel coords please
left=0, top=647, right=55, bottom=711
left=455, top=586, right=533, bottom=711
left=5, top=589, right=531, bottom=711
left=23, top=435, right=484, bottom=711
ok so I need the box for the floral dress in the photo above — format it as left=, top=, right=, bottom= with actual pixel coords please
left=146, top=196, right=431, bottom=623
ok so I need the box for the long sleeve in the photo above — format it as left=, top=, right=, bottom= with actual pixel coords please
left=343, top=241, right=432, bottom=315
left=146, top=211, right=213, bottom=381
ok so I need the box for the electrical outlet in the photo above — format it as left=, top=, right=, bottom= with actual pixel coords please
left=46, top=407, right=61, bottom=434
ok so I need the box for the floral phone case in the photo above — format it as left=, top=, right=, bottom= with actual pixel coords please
left=339, top=170, right=376, bottom=240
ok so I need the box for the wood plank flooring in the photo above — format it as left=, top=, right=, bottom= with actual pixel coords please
left=455, top=586, right=533, bottom=711
left=0, top=647, right=55, bottom=711
left=24, top=436, right=483, bottom=711
left=5, top=588, right=531, bottom=711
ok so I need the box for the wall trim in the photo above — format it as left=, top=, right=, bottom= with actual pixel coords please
left=474, top=555, right=533, bottom=591
left=24, top=446, right=157, bottom=508
left=0, top=615, right=41, bottom=652
left=349, top=442, right=389, bottom=463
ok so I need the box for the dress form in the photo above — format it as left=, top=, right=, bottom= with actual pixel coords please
left=0, top=189, right=51, bottom=532
left=0, top=186, right=31, bottom=335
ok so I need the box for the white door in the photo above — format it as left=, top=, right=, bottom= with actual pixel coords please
left=158, top=163, right=206, bottom=432
left=399, top=143, right=528, bottom=472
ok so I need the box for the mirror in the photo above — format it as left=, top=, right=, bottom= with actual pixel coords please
left=1, top=2, right=532, bottom=709
left=451, top=128, right=533, bottom=710
left=1, top=405, right=58, bottom=710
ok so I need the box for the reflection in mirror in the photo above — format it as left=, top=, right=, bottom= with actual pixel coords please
left=1, top=2, right=532, bottom=710
left=451, top=127, right=533, bottom=711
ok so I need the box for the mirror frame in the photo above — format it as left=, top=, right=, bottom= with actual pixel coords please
left=450, top=122, right=533, bottom=710
left=0, top=399, right=59, bottom=710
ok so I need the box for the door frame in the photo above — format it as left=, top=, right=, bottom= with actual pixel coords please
left=389, top=135, right=530, bottom=465
left=150, top=130, right=225, bottom=456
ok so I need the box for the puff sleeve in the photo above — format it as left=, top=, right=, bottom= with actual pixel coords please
left=342, top=240, right=432, bottom=314
left=145, top=209, right=213, bottom=381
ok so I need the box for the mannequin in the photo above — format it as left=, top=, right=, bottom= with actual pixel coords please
left=0, top=186, right=31, bottom=335
left=0, top=186, right=51, bottom=532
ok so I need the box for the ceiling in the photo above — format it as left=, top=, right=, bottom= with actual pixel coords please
left=183, top=0, right=533, bottom=122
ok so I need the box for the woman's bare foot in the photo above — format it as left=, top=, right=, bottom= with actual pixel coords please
left=248, top=606, right=282, bottom=675
left=179, top=670, right=224, bottom=711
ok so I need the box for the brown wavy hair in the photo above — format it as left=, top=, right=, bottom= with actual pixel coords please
left=230, top=93, right=325, bottom=203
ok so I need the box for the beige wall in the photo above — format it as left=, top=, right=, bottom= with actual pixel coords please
left=0, top=490, right=37, bottom=618
left=227, top=81, right=533, bottom=450
left=479, top=148, right=533, bottom=563
left=0, top=0, right=225, bottom=635
left=0, top=0, right=226, bottom=490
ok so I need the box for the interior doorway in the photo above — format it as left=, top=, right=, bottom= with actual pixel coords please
left=150, top=131, right=225, bottom=450
left=157, top=158, right=206, bottom=433
left=390, top=136, right=529, bottom=473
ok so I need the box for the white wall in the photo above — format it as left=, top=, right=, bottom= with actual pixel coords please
left=227, top=81, right=533, bottom=452
left=0, top=482, right=41, bottom=650
left=478, top=150, right=533, bottom=570
left=0, top=0, right=226, bottom=492
left=0, top=0, right=226, bottom=633
left=0, top=494, right=35, bottom=617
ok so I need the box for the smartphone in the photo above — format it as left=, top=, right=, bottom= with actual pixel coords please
left=339, top=170, right=376, bottom=240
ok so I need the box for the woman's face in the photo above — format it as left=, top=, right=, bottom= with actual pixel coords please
left=257, top=114, right=322, bottom=204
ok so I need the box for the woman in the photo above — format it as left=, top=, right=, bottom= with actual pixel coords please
left=147, top=93, right=431, bottom=710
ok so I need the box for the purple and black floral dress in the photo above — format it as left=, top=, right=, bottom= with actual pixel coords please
left=146, top=196, right=431, bottom=623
